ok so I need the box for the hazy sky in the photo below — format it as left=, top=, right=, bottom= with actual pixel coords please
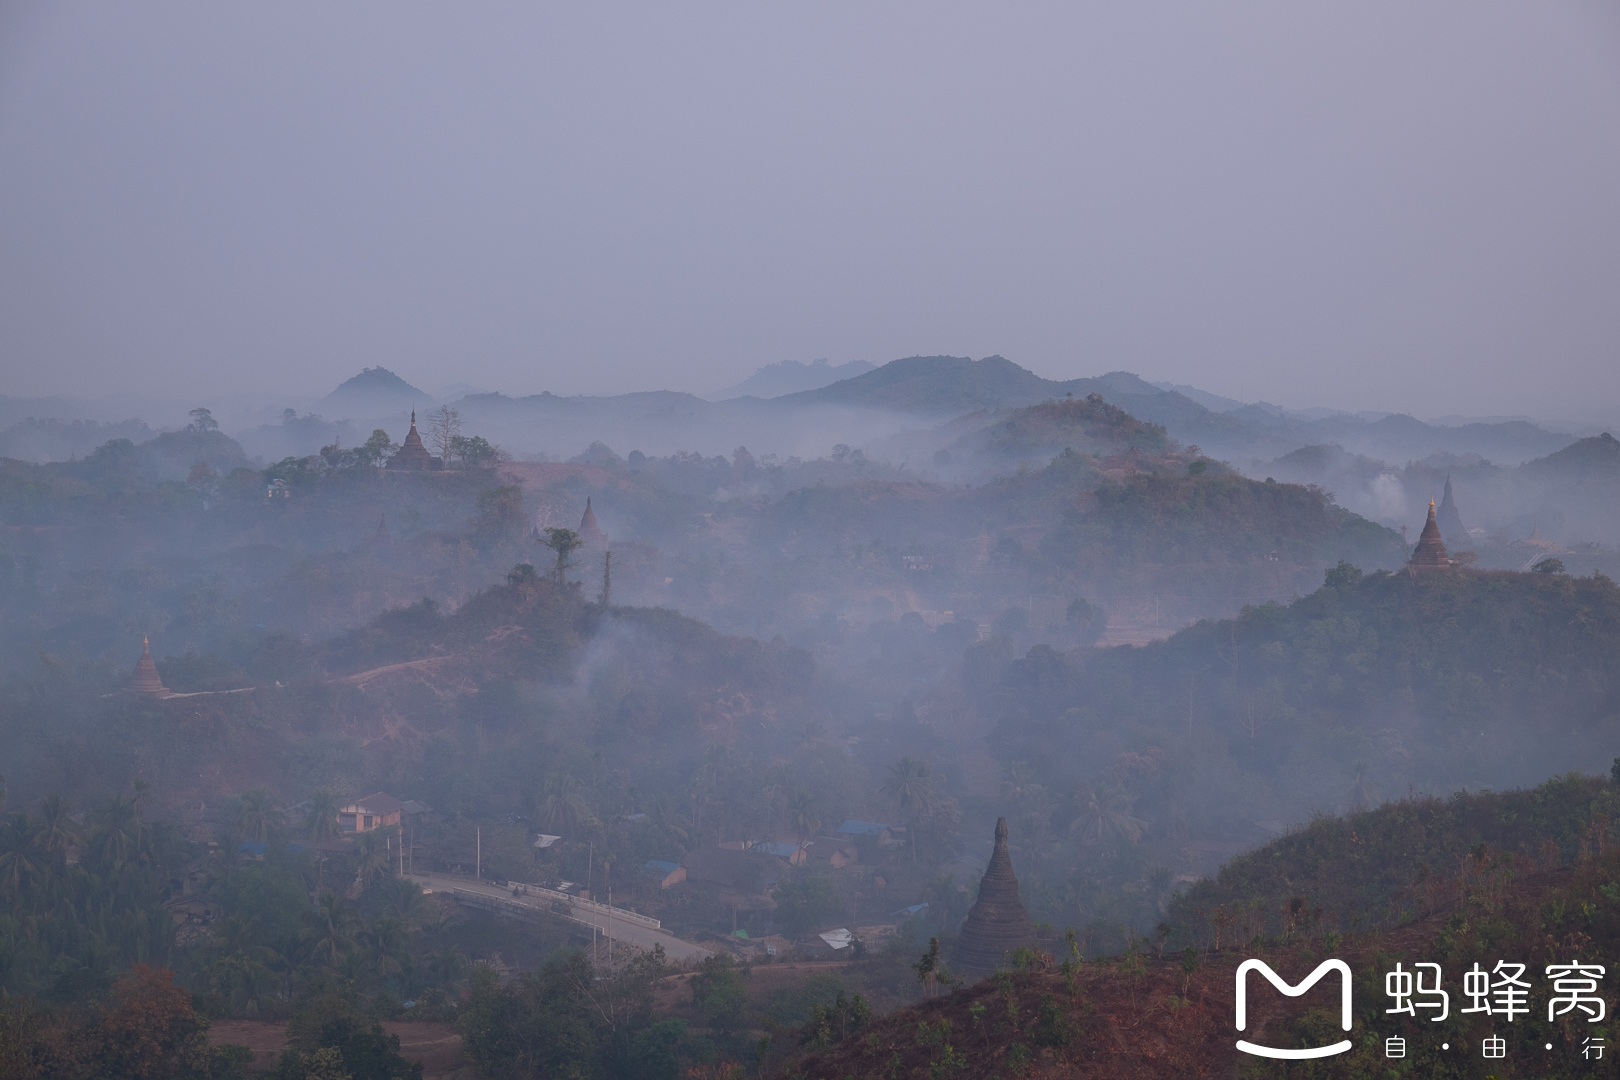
left=2, top=3, right=1618, bottom=418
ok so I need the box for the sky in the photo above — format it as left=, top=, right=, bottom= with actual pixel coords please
left=1, top=3, right=1618, bottom=419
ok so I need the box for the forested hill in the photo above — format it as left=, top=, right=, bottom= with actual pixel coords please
left=791, top=779, right=1620, bottom=1080
left=978, top=567, right=1620, bottom=894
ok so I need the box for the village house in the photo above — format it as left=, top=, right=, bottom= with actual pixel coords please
left=340, top=792, right=404, bottom=833
left=803, top=837, right=858, bottom=869
left=639, top=860, right=687, bottom=890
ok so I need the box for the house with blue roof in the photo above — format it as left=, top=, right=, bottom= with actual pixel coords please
left=837, top=820, right=898, bottom=845
left=751, top=841, right=808, bottom=865
left=639, top=860, right=686, bottom=889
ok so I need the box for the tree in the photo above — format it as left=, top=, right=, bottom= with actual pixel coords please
left=786, top=789, right=821, bottom=845
left=88, top=793, right=139, bottom=869
left=94, top=964, right=210, bottom=1080
left=283, top=994, right=424, bottom=1080
left=306, top=789, right=342, bottom=844
left=474, top=485, right=526, bottom=538
left=186, top=407, right=219, bottom=434
left=913, top=937, right=955, bottom=997
left=33, top=793, right=79, bottom=856
left=238, top=788, right=285, bottom=844
left=1324, top=561, right=1362, bottom=590
left=381, top=877, right=429, bottom=929
left=688, top=954, right=748, bottom=1037
left=186, top=461, right=219, bottom=491
left=535, top=773, right=596, bottom=837
left=771, top=873, right=838, bottom=939
left=358, top=428, right=395, bottom=467
left=1071, top=785, right=1147, bottom=845
left=305, top=891, right=357, bottom=969
left=351, top=828, right=395, bottom=890
left=1533, top=557, right=1566, bottom=574
left=450, top=434, right=501, bottom=470
left=882, top=757, right=938, bottom=860
left=540, top=527, right=583, bottom=584
left=426, top=407, right=461, bottom=462
left=0, top=813, right=39, bottom=898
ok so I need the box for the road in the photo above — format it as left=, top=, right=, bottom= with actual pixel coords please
left=406, top=871, right=710, bottom=961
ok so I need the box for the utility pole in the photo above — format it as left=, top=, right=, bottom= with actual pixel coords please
left=476, top=827, right=481, bottom=880
left=600, top=550, right=612, bottom=606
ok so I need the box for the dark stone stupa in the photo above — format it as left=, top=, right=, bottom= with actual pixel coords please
left=386, top=412, right=441, bottom=471
left=1408, top=499, right=1450, bottom=572
left=1436, top=475, right=1468, bottom=544
left=953, top=817, right=1036, bottom=973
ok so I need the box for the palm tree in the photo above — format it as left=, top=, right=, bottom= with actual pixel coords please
left=88, top=794, right=139, bottom=870
left=882, top=757, right=938, bottom=860
left=426, top=946, right=466, bottom=992
left=1071, top=786, right=1147, bottom=846
left=999, top=762, right=1045, bottom=807
left=33, top=794, right=79, bottom=857
left=381, top=877, right=429, bottom=929
left=305, top=789, right=342, bottom=843
left=128, top=778, right=151, bottom=849
left=202, top=915, right=282, bottom=1016
left=304, top=891, right=357, bottom=969
left=351, top=827, right=395, bottom=891
left=365, top=915, right=410, bottom=981
left=0, top=813, right=39, bottom=898
left=535, top=773, right=596, bottom=837
left=645, top=796, right=691, bottom=854
left=787, top=790, right=822, bottom=846
left=238, top=788, right=285, bottom=844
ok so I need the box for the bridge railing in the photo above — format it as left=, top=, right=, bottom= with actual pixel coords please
left=410, top=872, right=662, bottom=930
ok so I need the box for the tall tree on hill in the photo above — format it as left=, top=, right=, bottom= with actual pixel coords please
left=427, top=406, right=461, bottom=462
left=305, top=789, right=342, bottom=844
left=541, top=527, right=583, bottom=585
left=238, top=789, right=285, bottom=845
left=882, top=757, right=938, bottom=861
left=33, top=794, right=78, bottom=856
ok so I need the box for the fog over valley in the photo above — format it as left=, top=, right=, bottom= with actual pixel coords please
left=2, top=5, right=1618, bottom=1077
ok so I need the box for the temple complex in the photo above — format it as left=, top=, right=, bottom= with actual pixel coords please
left=386, top=412, right=441, bottom=471
left=953, top=817, right=1037, bottom=973
left=1408, top=499, right=1450, bottom=572
left=130, top=636, right=169, bottom=696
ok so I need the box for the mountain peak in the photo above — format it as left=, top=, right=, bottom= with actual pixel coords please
left=323, top=367, right=430, bottom=404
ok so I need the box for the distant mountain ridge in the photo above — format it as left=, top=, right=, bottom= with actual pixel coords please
left=712, top=358, right=877, bottom=399
left=775, top=354, right=1181, bottom=415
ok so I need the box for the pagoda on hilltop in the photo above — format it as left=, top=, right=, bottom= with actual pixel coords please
left=577, top=496, right=608, bottom=549
left=130, top=637, right=170, bottom=697
left=386, top=412, right=441, bottom=471
left=953, top=818, right=1037, bottom=973
left=1408, top=499, right=1451, bottom=572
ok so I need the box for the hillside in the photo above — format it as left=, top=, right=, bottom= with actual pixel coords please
left=1521, top=431, right=1620, bottom=480
left=791, top=780, right=1620, bottom=1079
left=321, top=366, right=432, bottom=410
left=713, top=358, right=877, bottom=399
left=940, top=395, right=1171, bottom=468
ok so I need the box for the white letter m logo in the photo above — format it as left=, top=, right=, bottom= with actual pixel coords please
left=1235, top=959, right=1354, bottom=1059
